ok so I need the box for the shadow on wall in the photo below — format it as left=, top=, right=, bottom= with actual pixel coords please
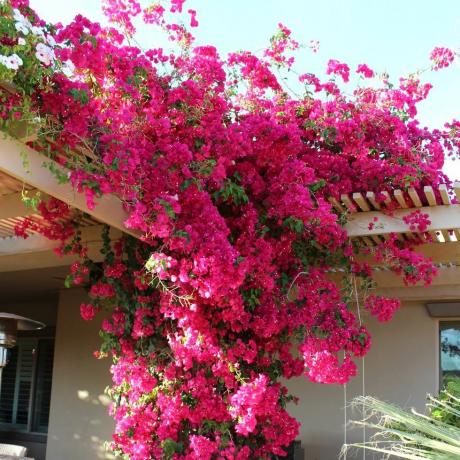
left=46, top=288, right=118, bottom=460
left=76, top=389, right=117, bottom=460
left=47, top=387, right=118, bottom=460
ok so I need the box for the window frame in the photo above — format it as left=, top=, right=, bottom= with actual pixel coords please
left=438, top=321, right=460, bottom=391
left=0, top=327, right=55, bottom=443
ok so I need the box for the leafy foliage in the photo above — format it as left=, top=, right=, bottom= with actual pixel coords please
left=0, top=0, right=458, bottom=458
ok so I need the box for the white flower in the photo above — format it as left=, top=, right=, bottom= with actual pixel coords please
left=13, top=8, right=32, bottom=32
left=13, top=8, right=26, bottom=22
left=35, top=42, right=55, bottom=66
left=31, top=26, right=45, bottom=37
left=61, top=60, right=75, bottom=77
left=0, top=53, right=23, bottom=71
left=17, top=37, right=26, bottom=46
left=14, top=21, right=29, bottom=35
left=46, top=34, right=57, bottom=47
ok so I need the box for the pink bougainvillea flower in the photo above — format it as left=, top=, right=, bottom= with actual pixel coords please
left=326, top=58, right=350, bottom=82
left=430, top=46, right=455, bottom=70
left=356, top=63, right=374, bottom=78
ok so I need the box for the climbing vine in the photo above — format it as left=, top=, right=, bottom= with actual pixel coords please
left=1, top=0, right=459, bottom=458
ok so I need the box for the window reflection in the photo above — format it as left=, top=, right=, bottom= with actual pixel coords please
left=440, top=323, right=460, bottom=388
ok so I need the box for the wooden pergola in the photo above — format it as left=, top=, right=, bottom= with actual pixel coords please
left=0, top=134, right=132, bottom=272
left=1, top=133, right=460, bottom=301
left=333, top=185, right=460, bottom=301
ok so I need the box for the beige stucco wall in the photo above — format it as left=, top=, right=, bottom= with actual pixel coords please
left=46, top=288, right=116, bottom=460
left=42, top=293, right=443, bottom=460
left=286, top=301, right=439, bottom=460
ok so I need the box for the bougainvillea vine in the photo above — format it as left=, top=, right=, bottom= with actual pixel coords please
left=1, top=0, right=459, bottom=458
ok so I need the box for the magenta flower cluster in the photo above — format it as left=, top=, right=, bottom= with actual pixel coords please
left=1, top=0, right=458, bottom=458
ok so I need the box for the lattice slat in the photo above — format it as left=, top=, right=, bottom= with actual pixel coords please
left=394, top=190, right=409, bottom=208
left=408, top=188, right=423, bottom=207
left=341, top=194, right=357, bottom=213
left=328, top=197, right=345, bottom=212
left=352, top=192, right=371, bottom=212
left=439, top=184, right=451, bottom=205
left=381, top=191, right=392, bottom=207
left=424, top=186, right=437, bottom=206
left=454, top=181, right=460, bottom=203
left=365, top=192, right=381, bottom=210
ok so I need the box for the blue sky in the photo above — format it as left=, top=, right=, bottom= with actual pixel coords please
left=30, top=0, right=460, bottom=178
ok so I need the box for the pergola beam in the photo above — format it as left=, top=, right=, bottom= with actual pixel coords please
left=0, top=225, right=121, bottom=272
left=345, top=204, right=460, bottom=237
left=327, top=265, right=460, bottom=300
left=356, top=241, right=460, bottom=266
left=374, top=284, right=460, bottom=302
left=0, top=134, right=141, bottom=238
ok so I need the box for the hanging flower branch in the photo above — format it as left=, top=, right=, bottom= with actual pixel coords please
left=1, top=0, right=459, bottom=458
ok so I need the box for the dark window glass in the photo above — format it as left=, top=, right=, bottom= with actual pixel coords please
left=32, top=339, right=54, bottom=433
left=440, top=322, right=460, bottom=388
left=0, top=338, right=54, bottom=434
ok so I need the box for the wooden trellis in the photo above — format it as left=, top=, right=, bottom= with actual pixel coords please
left=340, top=184, right=460, bottom=247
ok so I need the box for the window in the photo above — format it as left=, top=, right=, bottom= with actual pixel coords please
left=0, top=337, right=54, bottom=434
left=440, top=322, right=460, bottom=388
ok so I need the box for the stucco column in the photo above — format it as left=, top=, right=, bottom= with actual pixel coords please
left=46, top=288, right=116, bottom=460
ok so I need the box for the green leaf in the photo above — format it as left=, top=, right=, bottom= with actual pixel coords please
left=42, top=161, right=70, bottom=184
left=69, top=88, right=89, bottom=105
left=181, top=392, right=197, bottom=408
left=180, top=179, right=193, bottom=191
left=283, top=217, right=304, bottom=234
left=161, top=439, right=184, bottom=460
left=190, top=159, right=216, bottom=176
left=193, top=137, right=205, bottom=150
left=173, top=230, right=190, bottom=242
left=64, top=274, right=73, bottom=289
left=110, top=157, right=120, bottom=171
left=234, top=255, right=245, bottom=266
left=213, top=177, right=249, bottom=206
left=21, top=189, right=41, bottom=211
left=158, top=199, right=176, bottom=219
left=309, top=179, right=326, bottom=193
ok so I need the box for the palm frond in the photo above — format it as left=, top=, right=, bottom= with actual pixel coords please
left=342, top=395, right=460, bottom=460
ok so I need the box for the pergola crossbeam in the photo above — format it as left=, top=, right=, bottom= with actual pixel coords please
left=345, top=204, right=460, bottom=237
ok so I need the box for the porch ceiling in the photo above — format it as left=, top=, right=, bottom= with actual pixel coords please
left=0, top=170, right=100, bottom=238
left=0, top=169, right=32, bottom=195
left=0, top=170, right=122, bottom=272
